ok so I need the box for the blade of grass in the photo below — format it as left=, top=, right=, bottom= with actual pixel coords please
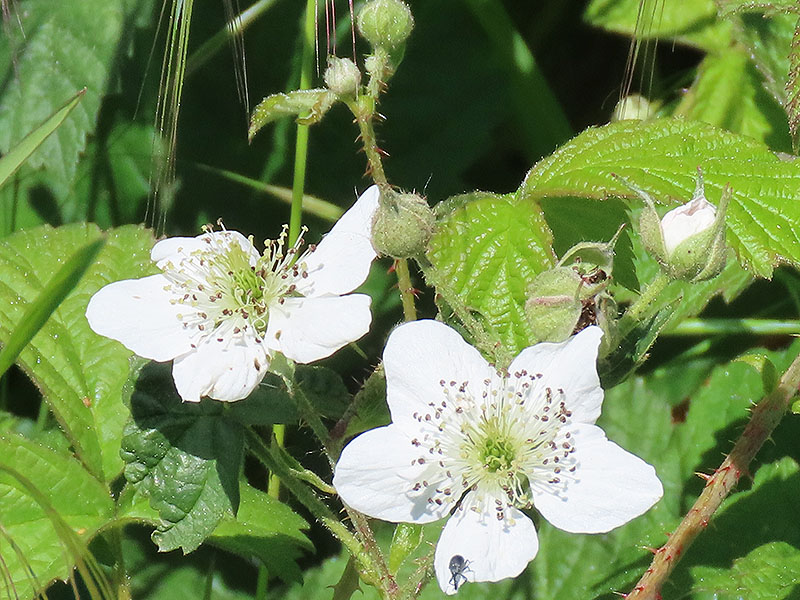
left=192, top=162, right=342, bottom=221
left=186, top=0, right=280, bottom=78
left=0, top=89, right=85, bottom=188
left=0, top=237, right=105, bottom=379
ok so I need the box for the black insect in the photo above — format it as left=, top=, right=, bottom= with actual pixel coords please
left=448, top=554, right=471, bottom=591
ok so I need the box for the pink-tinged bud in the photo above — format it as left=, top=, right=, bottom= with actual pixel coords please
left=660, top=196, right=716, bottom=256
left=629, top=169, right=729, bottom=283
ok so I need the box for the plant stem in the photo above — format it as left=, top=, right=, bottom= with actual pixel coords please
left=289, top=0, right=316, bottom=246
left=247, top=429, right=359, bottom=553
left=270, top=0, right=316, bottom=499
left=626, top=351, right=800, bottom=600
left=246, top=429, right=395, bottom=595
left=619, top=272, right=670, bottom=336
left=256, top=565, right=268, bottom=600
left=395, top=259, right=417, bottom=322
left=192, top=163, right=343, bottom=222
left=665, top=318, right=800, bottom=337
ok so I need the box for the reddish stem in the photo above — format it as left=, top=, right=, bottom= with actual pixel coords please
left=626, top=353, right=800, bottom=600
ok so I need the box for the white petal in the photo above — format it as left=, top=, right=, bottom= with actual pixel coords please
left=510, top=325, right=604, bottom=424
left=151, top=230, right=260, bottom=269
left=265, top=294, right=372, bottom=363
left=85, top=275, right=193, bottom=361
left=299, top=186, right=379, bottom=296
left=532, top=423, right=663, bottom=534
left=333, top=425, right=453, bottom=523
left=434, top=503, right=539, bottom=595
left=661, top=197, right=716, bottom=255
left=383, top=320, right=491, bottom=434
left=171, top=337, right=270, bottom=402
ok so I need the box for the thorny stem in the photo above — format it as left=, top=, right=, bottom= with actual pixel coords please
left=246, top=429, right=365, bottom=558
left=348, top=508, right=401, bottom=600
left=348, top=95, right=387, bottom=185
left=252, top=429, right=400, bottom=598
left=399, top=547, right=435, bottom=599
left=279, top=367, right=400, bottom=599
left=626, top=351, right=800, bottom=600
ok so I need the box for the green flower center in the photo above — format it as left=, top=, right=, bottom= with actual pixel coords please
left=479, top=431, right=516, bottom=474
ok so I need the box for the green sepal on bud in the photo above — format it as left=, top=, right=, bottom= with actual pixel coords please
left=357, top=0, right=414, bottom=50
left=371, top=187, right=435, bottom=259
left=632, top=170, right=729, bottom=282
left=324, top=57, right=361, bottom=97
left=525, top=229, right=622, bottom=345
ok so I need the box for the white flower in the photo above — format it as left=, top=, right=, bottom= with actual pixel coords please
left=333, top=320, right=663, bottom=594
left=660, top=195, right=716, bottom=256
left=86, top=186, right=380, bottom=402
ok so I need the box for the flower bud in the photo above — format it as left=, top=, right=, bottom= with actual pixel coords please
left=525, top=232, right=621, bottom=344
left=611, top=94, right=656, bottom=122
left=637, top=170, right=729, bottom=282
left=324, top=57, right=361, bottom=97
left=525, top=267, right=583, bottom=343
left=371, top=188, right=435, bottom=258
left=357, top=0, right=414, bottom=50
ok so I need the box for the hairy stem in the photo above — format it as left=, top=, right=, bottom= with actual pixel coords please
left=395, top=259, right=418, bottom=321
left=626, top=351, right=800, bottom=600
left=619, top=271, right=670, bottom=336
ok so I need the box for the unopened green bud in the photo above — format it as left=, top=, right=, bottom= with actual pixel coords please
left=371, top=188, right=435, bottom=258
left=324, top=57, right=361, bottom=97
left=357, top=0, right=414, bottom=50
left=636, top=170, right=729, bottom=282
left=525, top=267, right=583, bottom=343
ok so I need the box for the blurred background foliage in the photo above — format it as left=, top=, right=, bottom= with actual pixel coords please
left=4, top=0, right=800, bottom=598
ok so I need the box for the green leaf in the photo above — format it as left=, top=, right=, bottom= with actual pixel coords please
left=675, top=458, right=800, bottom=595
left=427, top=192, right=556, bottom=356
left=0, top=236, right=104, bottom=379
left=530, top=343, right=798, bottom=599
left=718, top=0, right=800, bottom=16
left=340, top=366, right=390, bottom=450
left=0, top=433, right=114, bottom=599
left=0, top=0, right=139, bottom=192
left=786, top=16, right=800, bottom=149
left=248, top=89, right=337, bottom=141
left=388, top=523, right=424, bottom=575
left=0, top=223, right=155, bottom=481
left=675, top=47, right=791, bottom=151
left=521, top=119, right=800, bottom=278
left=209, top=483, right=310, bottom=584
left=120, top=362, right=245, bottom=553
left=583, top=0, right=731, bottom=51
left=295, top=365, right=351, bottom=420
left=733, top=11, right=796, bottom=107
left=0, top=88, right=85, bottom=188
left=225, top=373, right=296, bottom=426
left=691, top=541, right=800, bottom=599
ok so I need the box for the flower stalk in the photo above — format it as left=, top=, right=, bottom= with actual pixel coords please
left=626, top=351, right=800, bottom=600
left=246, top=428, right=386, bottom=587
left=395, top=259, right=417, bottom=321
left=618, top=272, right=670, bottom=337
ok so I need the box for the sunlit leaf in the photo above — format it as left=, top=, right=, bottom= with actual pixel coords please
left=0, top=223, right=156, bottom=481
left=522, top=119, right=800, bottom=278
